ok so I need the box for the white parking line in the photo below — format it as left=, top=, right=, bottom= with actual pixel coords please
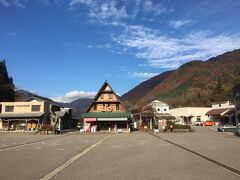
left=39, top=135, right=110, bottom=180
left=110, top=145, right=122, bottom=148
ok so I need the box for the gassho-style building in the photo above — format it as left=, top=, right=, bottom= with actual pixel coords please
left=81, top=81, right=132, bottom=132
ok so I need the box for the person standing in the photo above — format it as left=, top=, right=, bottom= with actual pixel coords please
left=170, top=124, right=174, bottom=132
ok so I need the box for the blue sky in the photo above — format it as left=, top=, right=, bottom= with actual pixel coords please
left=1, top=0, right=240, bottom=102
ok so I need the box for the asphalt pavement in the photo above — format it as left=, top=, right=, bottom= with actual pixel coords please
left=0, top=127, right=239, bottom=180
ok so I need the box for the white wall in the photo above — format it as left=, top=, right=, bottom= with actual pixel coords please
left=170, top=107, right=212, bottom=124
left=212, top=100, right=234, bottom=109
left=152, top=100, right=170, bottom=113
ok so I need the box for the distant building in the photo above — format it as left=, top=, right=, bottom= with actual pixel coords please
left=0, top=96, right=74, bottom=131
left=205, top=100, right=235, bottom=124
left=81, top=81, right=132, bottom=132
left=130, top=100, right=174, bottom=130
left=170, top=101, right=236, bottom=125
left=211, top=100, right=234, bottom=109
left=151, top=100, right=170, bottom=114
left=233, top=84, right=240, bottom=134
left=170, top=107, right=212, bottom=125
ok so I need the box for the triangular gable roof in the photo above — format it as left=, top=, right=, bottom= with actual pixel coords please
left=86, top=81, right=125, bottom=113
left=24, top=96, right=61, bottom=107
left=24, top=96, right=44, bottom=102
left=152, top=99, right=172, bottom=108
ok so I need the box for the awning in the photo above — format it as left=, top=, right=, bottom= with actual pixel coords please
left=0, top=113, right=45, bottom=118
left=84, top=118, right=96, bottom=122
left=205, top=108, right=232, bottom=116
left=222, top=108, right=235, bottom=116
left=98, top=118, right=128, bottom=121
left=81, top=112, right=131, bottom=119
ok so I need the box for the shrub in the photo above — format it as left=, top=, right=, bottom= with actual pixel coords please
left=173, top=124, right=191, bottom=130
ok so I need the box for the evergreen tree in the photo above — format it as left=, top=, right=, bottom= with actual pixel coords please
left=0, top=60, right=15, bottom=102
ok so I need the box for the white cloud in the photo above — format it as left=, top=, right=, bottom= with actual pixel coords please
left=69, top=0, right=129, bottom=25
left=52, top=90, right=97, bottom=102
left=112, top=25, right=240, bottom=69
left=0, top=0, right=10, bottom=6
left=169, top=20, right=190, bottom=29
left=131, top=72, right=158, bottom=79
left=0, top=0, right=64, bottom=7
left=143, top=0, right=172, bottom=15
left=0, top=0, right=26, bottom=8
left=69, top=0, right=172, bottom=24
left=87, top=43, right=112, bottom=49
left=69, top=0, right=94, bottom=6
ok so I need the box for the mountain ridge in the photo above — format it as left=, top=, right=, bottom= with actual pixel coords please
left=122, top=49, right=240, bottom=108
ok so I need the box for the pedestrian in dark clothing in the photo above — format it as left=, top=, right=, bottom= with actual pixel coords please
left=170, top=124, right=174, bottom=132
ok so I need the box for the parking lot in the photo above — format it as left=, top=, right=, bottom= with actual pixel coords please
left=0, top=127, right=240, bottom=180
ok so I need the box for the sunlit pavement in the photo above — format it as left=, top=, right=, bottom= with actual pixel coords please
left=0, top=127, right=240, bottom=180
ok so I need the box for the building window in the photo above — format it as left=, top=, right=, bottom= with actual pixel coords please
left=219, top=104, right=221, bottom=107
left=94, top=104, right=97, bottom=110
left=5, top=106, right=14, bottom=112
left=109, top=93, right=113, bottom=99
left=157, top=108, right=160, bottom=112
left=197, top=116, right=201, bottom=121
left=104, top=104, right=109, bottom=108
left=116, top=104, right=119, bottom=110
left=100, top=94, right=104, bottom=99
left=164, top=108, right=166, bottom=111
left=32, top=105, right=41, bottom=112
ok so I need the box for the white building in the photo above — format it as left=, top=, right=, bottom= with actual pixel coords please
left=211, top=100, right=234, bottom=109
left=206, top=100, right=235, bottom=124
left=151, top=100, right=170, bottom=114
left=170, top=107, right=212, bottom=125
left=170, top=100, right=235, bottom=125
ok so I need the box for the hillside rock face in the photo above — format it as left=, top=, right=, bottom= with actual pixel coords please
left=121, top=49, right=240, bottom=108
left=121, top=71, right=173, bottom=104
left=58, top=98, right=93, bottom=116
left=0, top=60, right=15, bottom=102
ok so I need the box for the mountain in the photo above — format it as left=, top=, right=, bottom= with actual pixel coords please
left=121, top=49, right=240, bottom=108
left=121, top=70, right=173, bottom=104
left=58, top=98, right=92, bottom=117
left=15, top=90, right=54, bottom=102
left=0, top=60, right=15, bottom=102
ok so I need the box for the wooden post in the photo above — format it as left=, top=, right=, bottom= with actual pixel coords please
left=38, top=119, right=39, bottom=130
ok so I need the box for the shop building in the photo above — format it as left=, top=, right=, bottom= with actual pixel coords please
left=81, top=81, right=132, bottom=132
left=233, top=84, right=240, bottom=135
